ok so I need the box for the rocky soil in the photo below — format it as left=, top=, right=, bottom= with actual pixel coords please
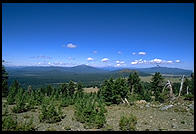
left=2, top=97, right=194, bottom=131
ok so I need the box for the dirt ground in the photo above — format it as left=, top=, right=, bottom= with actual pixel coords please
left=2, top=97, right=194, bottom=131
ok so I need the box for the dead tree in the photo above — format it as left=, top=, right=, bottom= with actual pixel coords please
left=178, top=75, right=184, bottom=97
left=186, top=86, right=189, bottom=95
left=28, top=85, right=32, bottom=94
left=162, top=80, right=174, bottom=99
left=121, top=98, right=130, bottom=105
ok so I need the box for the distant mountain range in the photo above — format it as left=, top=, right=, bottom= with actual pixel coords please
left=5, top=65, right=192, bottom=88
left=6, top=64, right=192, bottom=76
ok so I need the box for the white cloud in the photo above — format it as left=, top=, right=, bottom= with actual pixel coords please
left=138, top=52, right=146, bottom=55
left=131, top=61, right=138, bottom=65
left=167, top=61, right=173, bottom=63
left=132, top=52, right=136, bottom=55
left=117, top=51, right=122, bottom=54
left=87, top=57, right=94, bottom=61
left=120, top=61, right=125, bottom=64
left=175, top=60, right=180, bottom=63
left=66, top=43, right=77, bottom=48
left=101, top=58, right=109, bottom=62
left=153, top=58, right=162, bottom=63
left=116, top=64, right=121, bottom=67
left=48, top=62, right=51, bottom=65
left=131, top=58, right=175, bottom=65
left=116, top=60, right=120, bottom=63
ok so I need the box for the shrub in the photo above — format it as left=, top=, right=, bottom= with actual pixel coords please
left=39, top=97, right=63, bottom=123
left=12, top=88, right=28, bottom=113
left=74, top=95, right=106, bottom=129
left=119, top=114, right=137, bottom=131
left=2, top=114, right=17, bottom=131
left=184, top=94, right=194, bottom=101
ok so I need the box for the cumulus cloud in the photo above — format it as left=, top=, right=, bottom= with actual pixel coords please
left=116, top=60, right=120, bottom=63
left=152, top=58, right=162, bottom=63
left=101, top=58, right=109, bottom=62
left=167, top=61, right=173, bottom=63
left=131, top=61, right=138, bottom=65
left=131, top=58, right=176, bottom=65
left=132, top=52, right=136, bottom=55
left=116, top=64, right=121, bottom=67
left=65, top=43, right=77, bottom=48
left=87, top=57, right=94, bottom=61
left=175, top=60, right=180, bottom=63
left=138, top=52, right=146, bottom=55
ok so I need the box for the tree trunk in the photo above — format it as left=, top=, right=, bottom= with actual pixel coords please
left=178, top=75, right=184, bottom=97
left=186, top=86, right=189, bottom=95
left=124, top=98, right=130, bottom=105
left=167, top=80, right=174, bottom=98
left=121, top=98, right=125, bottom=104
left=131, top=86, right=134, bottom=95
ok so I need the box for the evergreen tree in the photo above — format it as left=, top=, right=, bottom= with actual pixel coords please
left=46, top=85, right=53, bottom=96
left=60, top=83, right=68, bottom=96
left=77, top=82, right=83, bottom=93
left=182, top=77, right=190, bottom=95
left=67, top=81, right=75, bottom=96
left=150, top=72, right=164, bottom=102
left=2, top=61, right=8, bottom=97
left=128, top=72, right=141, bottom=94
left=190, top=73, right=194, bottom=94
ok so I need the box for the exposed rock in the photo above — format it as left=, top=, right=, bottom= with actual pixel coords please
left=171, top=123, right=177, bottom=129
left=160, top=105, right=173, bottom=111
left=188, top=104, right=194, bottom=110
left=145, top=103, right=150, bottom=108
left=136, top=100, right=147, bottom=104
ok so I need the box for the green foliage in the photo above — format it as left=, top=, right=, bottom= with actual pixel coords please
left=184, top=94, right=194, bottom=101
left=99, top=77, right=129, bottom=105
left=2, top=115, right=36, bottom=131
left=2, top=114, right=17, bottom=131
left=157, top=91, right=168, bottom=103
left=119, top=114, right=137, bottom=131
left=76, top=82, right=83, bottom=93
left=67, top=81, right=75, bottom=96
left=150, top=72, right=164, bottom=102
left=128, top=71, right=142, bottom=94
left=39, top=97, right=63, bottom=123
left=74, top=94, right=106, bottom=129
left=2, top=61, right=9, bottom=97
left=60, top=95, right=73, bottom=107
left=12, top=88, right=28, bottom=113
left=7, top=80, right=20, bottom=105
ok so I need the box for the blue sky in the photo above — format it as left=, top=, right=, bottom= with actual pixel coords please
left=2, top=3, right=194, bottom=70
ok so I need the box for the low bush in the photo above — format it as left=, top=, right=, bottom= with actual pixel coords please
left=184, top=94, right=194, bottom=101
left=119, top=114, right=137, bottom=131
left=74, top=95, right=106, bottom=129
left=39, top=97, right=64, bottom=123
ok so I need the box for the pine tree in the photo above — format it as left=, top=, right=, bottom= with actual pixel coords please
left=150, top=72, right=164, bottom=102
left=67, top=81, right=75, bottom=97
left=2, top=60, right=9, bottom=97
left=128, top=72, right=141, bottom=95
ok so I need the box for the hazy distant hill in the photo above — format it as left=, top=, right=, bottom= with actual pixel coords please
left=5, top=65, right=192, bottom=88
left=136, top=67, right=192, bottom=76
